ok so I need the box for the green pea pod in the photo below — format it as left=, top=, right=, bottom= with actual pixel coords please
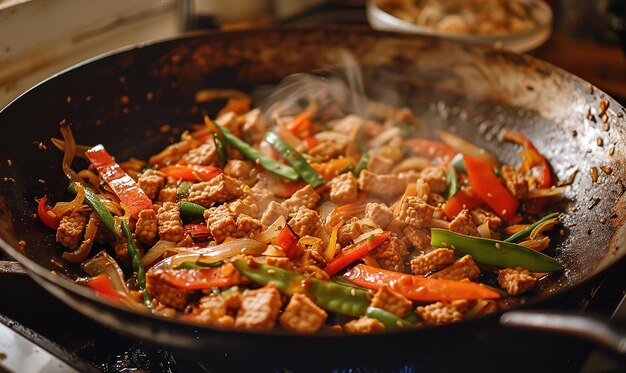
left=504, top=212, right=560, bottom=243
left=430, top=228, right=563, bottom=272
left=354, top=152, right=370, bottom=176
left=176, top=260, right=223, bottom=270
left=446, top=165, right=459, bottom=199
left=233, top=259, right=371, bottom=317
left=68, top=183, right=119, bottom=239
left=366, top=307, right=414, bottom=330
left=213, top=135, right=228, bottom=167
left=265, top=132, right=325, bottom=188
left=121, top=220, right=153, bottom=311
left=216, top=124, right=299, bottom=181
left=179, top=201, right=207, bottom=217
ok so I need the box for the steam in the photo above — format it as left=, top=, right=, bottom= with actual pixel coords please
left=257, top=49, right=369, bottom=122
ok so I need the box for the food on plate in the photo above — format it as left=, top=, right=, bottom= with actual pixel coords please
left=40, top=92, right=565, bottom=334
left=378, top=0, right=541, bottom=36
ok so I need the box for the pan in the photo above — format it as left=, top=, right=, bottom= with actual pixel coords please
left=1, top=26, right=626, bottom=371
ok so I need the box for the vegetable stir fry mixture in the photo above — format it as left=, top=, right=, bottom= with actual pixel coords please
left=41, top=96, right=565, bottom=334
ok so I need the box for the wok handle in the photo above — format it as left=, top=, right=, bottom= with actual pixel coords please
left=500, top=311, right=626, bottom=356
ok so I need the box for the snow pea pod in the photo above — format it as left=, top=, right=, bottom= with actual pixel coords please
left=265, top=132, right=325, bottom=188
left=178, top=201, right=207, bottom=217
left=68, top=183, right=119, bottom=240
left=366, top=307, right=414, bottom=330
left=504, top=212, right=559, bottom=243
left=233, top=259, right=371, bottom=317
left=121, top=220, right=153, bottom=311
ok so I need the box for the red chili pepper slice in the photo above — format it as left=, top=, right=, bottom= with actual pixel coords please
left=276, top=225, right=299, bottom=258
left=160, top=165, right=222, bottom=182
left=86, top=274, right=122, bottom=301
left=443, top=189, right=482, bottom=220
left=159, top=267, right=241, bottom=290
left=182, top=223, right=211, bottom=240
left=464, top=154, right=518, bottom=221
left=37, top=196, right=61, bottom=229
left=343, top=264, right=500, bottom=302
left=324, top=232, right=391, bottom=277
left=86, top=145, right=153, bottom=219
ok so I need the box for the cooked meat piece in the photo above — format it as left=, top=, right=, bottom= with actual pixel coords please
left=367, top=154, right=394, bottom=174
left=410, top=248, right=456, bottom=275
left=403, top=226, right=432, bottom=251
left=359, top=171, right=406, bottom=199
left=427, top=192, right=446, bottom=207
left=241, top=108, right=266, bottom=143
left=337, top=218, right=378, bottom=246
left=420, top=167, right=447, bottom=193
left=188, top=173, right=243, bottom=207
left=501, top=165, right=528, bottom=199
left=470, top=208, right=503, bottom=231
left=137, top=169, right=165, bottom=200
left=114, top=240, right=129, bottom=262
left=288, top=206, right=321, bottom=238
left=328, top=172, right=358, bottom=205
left=282, top=185, right=320, bottom=214
left=414, top=178, right=431, bottom=202
left=204, top=205, right=237, bottom=244
left=279, top=293, right=328, bottom=334
left=364, top=202, right=393, bottom=229
left=216, top=111, right=240, bottom=134
left=261, top=201, right=289, bottom=226
left=250, top=181, right=275, bottom=214
left=433, top=206, right=447, bottom=220
left=198, top=292, right=242, bottom=320
left=135, top=208, right=158, bottom=246
left=235, top=285, right=282, bottom=331
left=448, top=209, right=479, bottom=237
left=157, top=187, right=177, bottom=203
left=235, top=214, right=263, bottom=238
left=370, top=286, right=413, bottom=318
left=224, top=160, right=255, bottom=180
left=227, top=186, right=258, bottom=217
left=156, top=202, right=184, bottom=243
left=498, top=267, right=538, bottom=295
left=265, top=256, right=295, bottom=271
left=397, top=196, right=434, bottom=228
left=344, top=317, right=385, bottom=334
left=332, top=114, right=364, bottom=136
left=397, top=170, right=421, bottom=187
left=146, top=270, right=190, bottom=310
left=308, top=140, right=345, bottom=160
left=56, top=212, right=88, bottom=249
left=417, top=301, right=468, bottom=326
left=371, top=236, right=405, bottom=272
left=430, top=255, right=480, bottom=281
left=182, top=142, right=217, bottom=166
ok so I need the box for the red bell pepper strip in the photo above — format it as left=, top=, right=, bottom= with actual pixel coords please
left=183, top=223, right=211, bottom=240
left=324, top=232, right=391, bottom=277
left=160, top=165, right=222, bottom=182
left=85, top=145, right=152, bottom=219
left=405, top=138, right=457, bottom=165
left=86, top=274, right=122, bottom=301
left=37, top=196, right=61, bottom=229
left=501, top=130, right=552, bottom=213
left=343, top=264, right=501, bottom=302
left=464, top=154, right=518, bottom=221
left=443, top=189, right=482, bottom=220
left=158, top=266, right=242, bottom=290
left=276, top=225, right=299, bottom=258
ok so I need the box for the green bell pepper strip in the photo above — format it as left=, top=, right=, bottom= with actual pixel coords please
left=121, top=220, right=153, bottom=311
left=68, top=183, right=119, bottom=240
left=354, top=152, right=370, bottom=176
left=504, top=212, right=560, bottom=243
left=178, top=201, right=207, bottom=217
left=264, top=132, right=325, bottom=188
left=215, top=124, right=299, bottom=181
left=430, top=228, right=563, bottom=272
left=366, top=307, right=414, bottom=330
left=176, top=260, right=223, bottom=270
left=233, top=259, right=371, bottom=317
left=446, top=165, right=459, bottom=199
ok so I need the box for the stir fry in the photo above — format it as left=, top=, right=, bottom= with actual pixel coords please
left=39, top=97, right=565, bottom=334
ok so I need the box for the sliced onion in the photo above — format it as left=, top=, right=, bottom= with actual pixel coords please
left=77, top=169, right=100, bottom=189
left=477, top=220, right=491, bottom=239
left=141, top=240, right=177, bottom=267
left=59, top=123, right=83, bottom=184
left=519, top=236, right=550, bottom=252
left=62, top=212, right=98, bottom=263
left=50, top=137, right=90, bottom=159
left=150, top=238, right=266, bottom=271
left=437, top=130, right=499, bottom=165
left=52, top=183, right=86, bottom=216
left=354, top=228, right=384, bottom=245
left=82, top=251, right=130, bottom=295
left=529, top=217, right=559, bottom=240
left=391, top=157, right=432, bottom=174
left=368, top=127, right=401, bottom=148
left=319, top=201, right=337, bottom=227
left=431, top=219, right=450, bottom=229
left=254, top=215, right=286, bottom=244
left=527, top=186, right=568, bottom=199
left=262, top=244, right=286, bottom=257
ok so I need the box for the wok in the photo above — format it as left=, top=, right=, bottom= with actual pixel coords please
left=1, top=26, right=626, bottom=371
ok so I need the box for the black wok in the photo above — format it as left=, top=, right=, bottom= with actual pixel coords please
left=1, top=26, right=626, bottom=371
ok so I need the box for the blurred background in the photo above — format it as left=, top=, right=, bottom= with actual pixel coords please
left=0, top=0, right=625, bottom=107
